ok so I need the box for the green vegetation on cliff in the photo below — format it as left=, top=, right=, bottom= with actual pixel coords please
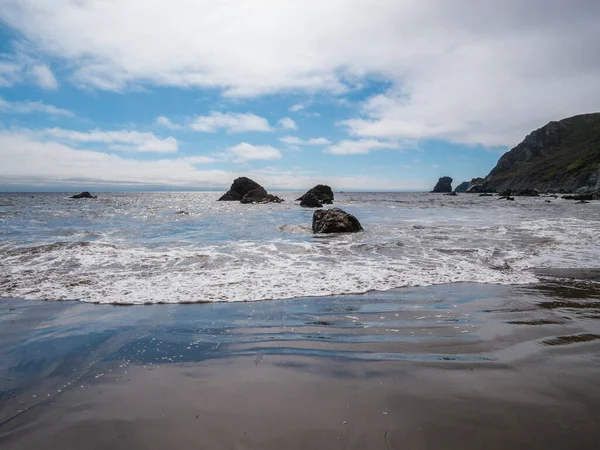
left=483, top=113, right=600, bottom=194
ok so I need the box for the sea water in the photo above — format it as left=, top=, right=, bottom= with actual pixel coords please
left=0, top=192, right=598, bottom=304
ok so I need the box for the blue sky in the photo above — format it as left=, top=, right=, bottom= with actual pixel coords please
left=1, top=1, right=599, bottom=191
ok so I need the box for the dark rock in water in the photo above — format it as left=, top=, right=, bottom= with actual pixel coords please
left=500, top=196, right=515, bottom=201
left=218, top=177, right=283, bottom=204
left=297, top=184, right=334, bottom=204
left=240, top=188, right=284, bottom=204
left=300, top=192, right=323, bottom=208
left=175, top=211, right=190, bottom=215
left=562, top=194, right=593, bottom=201
left=515, top=189, right=539, bottom=197
left=479, top=193, right=494, bottom=197
left=443, top=192, right=458, bottom=196
left=218, top=177, right=266, bottom=201
left=71, top=191, right=97, bottom=199
left=454, top=181, right=470, bottom=193
left=545, top=200, right=552, bottom=203
left=312, top=208, right=363, bottom=234
left=577, top=200, right=590, bottom=204
left=431, top=176, right=453, bottom=193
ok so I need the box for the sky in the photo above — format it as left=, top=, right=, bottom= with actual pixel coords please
left=0, top=0, right=599, bottom=192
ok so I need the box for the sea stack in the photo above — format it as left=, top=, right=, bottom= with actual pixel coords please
left=297, top=185, right=334, bottom=204
left=431, top=177, right=453, bottom=193
left=218, top=177, right=283, bottom=204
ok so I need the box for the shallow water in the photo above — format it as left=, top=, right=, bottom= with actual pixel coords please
left=1, top=192, right=599, bottom=303
left=1, top=281, right=600, bottom=449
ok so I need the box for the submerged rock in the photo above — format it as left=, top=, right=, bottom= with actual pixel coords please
left=297, top=184, right=334, bottom=204
left=300, top=192, right=323, bottom=208
left=71, top=191, right=97, bottom=199
left=444, top=192, right=458, bottom=196
left=431, top=176, right=453, bottom=193
left=562, top=194, right=594, bottom=201
left=479, top=193, right=494, bottom=197
left=312, top=208, right=363, bottom=234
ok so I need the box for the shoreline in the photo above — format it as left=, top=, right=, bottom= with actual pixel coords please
left=1, top=280, right=600, bottom=448
left=2, top=267, right=599, bottom=306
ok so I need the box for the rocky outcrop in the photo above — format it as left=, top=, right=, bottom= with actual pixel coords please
left=454, top=181, right=470, bottom=193
left=466, top=177, right=493, bottom=193
left=562, top=194, right=593, bottom=201
left=312, top=208, right=363, bottom=234
left=71, top=191, right=97, bottom=199
left=300, top=192, right=323, bottom=208
left=297, top=185, right=334, bottom=204
left=218, top=177, right=265, bottom=201
left=478, top=113, right=600, bottom=197
left=431, top=176, right=453, bottom=193
left=218, top=177, right=283, bottom=204
left=240, top=188, right=283, bottom=204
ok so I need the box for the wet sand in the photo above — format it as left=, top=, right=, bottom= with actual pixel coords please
left=1, top=277, right=600, bottom=449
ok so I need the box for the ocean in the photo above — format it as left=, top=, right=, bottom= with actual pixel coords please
left=1, top=191, right=599, bottom=304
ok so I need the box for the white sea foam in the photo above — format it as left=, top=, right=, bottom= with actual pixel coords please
left=1, top=192, right=599, bottom=304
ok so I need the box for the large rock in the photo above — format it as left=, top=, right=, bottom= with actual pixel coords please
left=71, top=191, right=97, bottom=199
left=312, top=208, right=363, bottom=234
left=218, top=177, right=283, bottom=203
left=218, top=177, right=266, bottom=201
left=454, top=181, right=470, bottom=193
left=297, top=184, right=334, bottom=204
left=240, top=189, right=284, bottom=204
left=431, top=176, right=453, bottom=193
left=300, top=192, right=323, bottom=208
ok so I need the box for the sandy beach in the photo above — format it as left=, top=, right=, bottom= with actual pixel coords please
left=1, top=275, right=600, bottom=449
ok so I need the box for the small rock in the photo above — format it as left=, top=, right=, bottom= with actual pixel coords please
left=71, top=191, right=97, bottom=199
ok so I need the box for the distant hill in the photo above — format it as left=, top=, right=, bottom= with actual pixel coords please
left=480, top=113, right=600, bottom=194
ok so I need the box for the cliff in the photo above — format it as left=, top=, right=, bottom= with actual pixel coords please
left=481, top=113, right=600, bottom=194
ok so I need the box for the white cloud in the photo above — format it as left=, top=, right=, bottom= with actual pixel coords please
left=155, top=115, right=182, bottom=130
left=183, top=155, right=219, bottom=164
left=0, top=97, right=73, bottom=116
left=289, top=104, right=305, bottom=112
left=324, top=139, right=400, bottom=155
left=280, top=136, right=331, bottom=146
left=0, top=61, right=21, bottom=87
left=0, top=130, right=428, bottom=190
left=39, top=128, right=178, bottom=153
left=188, top=112, right=271, bottom=133
left=227, top=142, right=282, bottom=162
left=277, top=117, right=298, bottom=130
left=28, top=64, right=59, bottom=90
left=2, top=1, right=600, bottom=146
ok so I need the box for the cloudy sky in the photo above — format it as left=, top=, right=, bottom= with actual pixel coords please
left=1, top=0, right=599, bottom=191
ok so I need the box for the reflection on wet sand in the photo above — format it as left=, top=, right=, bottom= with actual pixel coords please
left=1, top=280, right=600, bottom=449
